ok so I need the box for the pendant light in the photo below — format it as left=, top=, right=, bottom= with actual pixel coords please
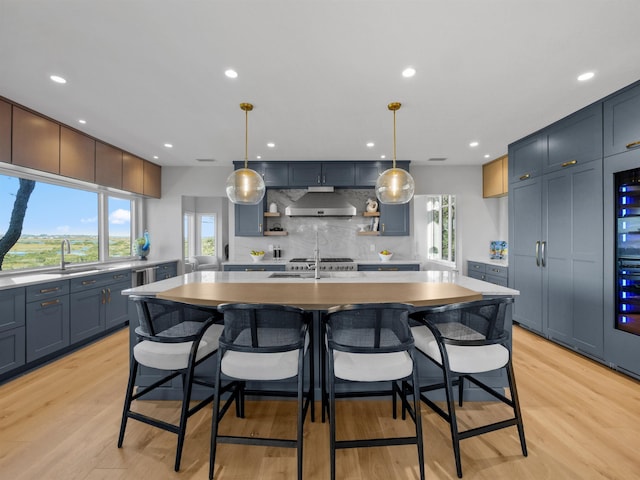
left=375, top=102, right=415, bottom=204
left=225, top=103, right=266, bottom=204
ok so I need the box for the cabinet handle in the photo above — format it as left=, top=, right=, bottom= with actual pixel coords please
left=561, top=160, right=577, bottom=168
left=41, top=299, right=60, bottom=308
left=541, top=241, right=546, bottom=267
left=535, top=241, right=540, bottom=267
left=82, top=279, right=96, bottom=286
left=381, top=223, right=385, bottom=233
left=626, top=140, right=640, bottom=149
left=378, top=267, right=398, bottom=271
left=519, top=173, right=531, bottom=181
left=113, top=274, right=125, bottom=279
left=317, top=175, right=321, bottom=184
left=107, top=288, right=112, bottom=303
left=244, top=268, right=266, bottom=271
left=39, top=287, right=60, bottom=294
left=259, top=223, right=263, bottom=233
left=101, top=289, right=106, bottom=305
left=323, top=175, right=326, bottom=184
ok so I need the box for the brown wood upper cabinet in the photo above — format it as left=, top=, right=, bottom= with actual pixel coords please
left=0, top=99, right=11, bottom=164
left=122, top=152, right=143, bottom=194
left=95, top=141, right=123, bottom=189
left=12, top=107, right=60, bottom=174
left=60, top=126, right=95, bottom=183
left=482, top=154, right=508, bottom=198
left=143, top=160, right=161, bottom=198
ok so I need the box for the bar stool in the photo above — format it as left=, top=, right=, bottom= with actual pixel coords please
left=409, top=297, right=527, bottom=477
left=209, top=303, right=313, bottom=480
left=118, top=295, right=224, bottom=471
left=324, top=303, right=425, bottom=480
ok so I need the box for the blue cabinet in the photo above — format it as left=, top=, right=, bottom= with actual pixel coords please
left=69, top=270, right=131, bottom=343
left=544, top=103, right=602, bottom=173
left=156, top=262, right=178, bottom=280
left=235, top=198, right=266, bottom=237
left=509, top=103, right=604, bottom=358
left=236, top=161, right=289, bottom=187
left=26, top=281, right=70, bottom=362
left=288, top=162, right=355, bottom=187
left=467, top=261, right=508, bottom=287
left=0, top=288, right=26, bottom=377
left=379, top=203, right=410, bottom=236
left=604, top=81, right=640, bottom=158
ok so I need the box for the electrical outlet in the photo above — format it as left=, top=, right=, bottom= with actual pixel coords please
left=369, top=244, right=375, bottom=252
left=268, top=244, right=274, bottom=251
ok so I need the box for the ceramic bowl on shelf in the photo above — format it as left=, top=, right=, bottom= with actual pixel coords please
left=250, top=252, right=265, bottom=262
left=379, top=252, right=393, bottom=262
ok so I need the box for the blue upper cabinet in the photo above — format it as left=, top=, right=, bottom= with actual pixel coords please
left=354, top=161, right=410, bottom=187
left=235, top=161, right=289, bottom=187
left=544, top=103, right=603, bottom=174
left=604, top=81, right=640, bottom=158
left=379, top=203, right=410, bottom=236
left=509, top=134, right=544, bottom=183
left=288, top=162, right=355, bottom=187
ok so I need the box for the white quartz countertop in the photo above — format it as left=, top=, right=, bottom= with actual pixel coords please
left=0, top=259, right=179, bottom=291
left=222, top=259, right=421, bottom=265
left=123, top=270, right=519, bottom=297
left=467, top=258, right=509, bottom=267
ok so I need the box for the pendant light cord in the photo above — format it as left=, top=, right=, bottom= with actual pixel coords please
left=244, top=107, right=249, bottom=168
left=393, top=108, right=397, bottom=169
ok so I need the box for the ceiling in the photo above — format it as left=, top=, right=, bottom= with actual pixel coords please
left=2, top=0, right=640, bottom=169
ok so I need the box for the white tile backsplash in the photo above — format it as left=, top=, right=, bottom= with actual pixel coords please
left=232, top=189, right=413, bottom=262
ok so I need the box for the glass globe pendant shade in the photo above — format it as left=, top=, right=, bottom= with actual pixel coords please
left=375, top=167, right=415, bottom=204
left=225, top=167, right=265, bottom=204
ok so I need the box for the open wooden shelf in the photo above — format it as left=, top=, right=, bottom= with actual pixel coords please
left=363, top=211, right=380, bottom=217
left=357, top=231, right=380, bottom=236
left=264, top=212, right=281, bottom=217
left=264, top=231, right=288, bottom=236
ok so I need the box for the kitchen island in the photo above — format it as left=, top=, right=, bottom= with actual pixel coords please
left=123, top=270, right=518, bottom=401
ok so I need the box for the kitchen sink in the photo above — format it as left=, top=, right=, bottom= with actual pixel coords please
left=268, top=272, right=324, bottom=279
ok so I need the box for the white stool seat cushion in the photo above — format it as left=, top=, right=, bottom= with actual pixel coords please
left=134, top=323, right=224, bottom=371
left=333, top=350, right=413, bottom=382
left=411, top=326, right=509, bottom=374
left=221, top=333, right=309, bottom=381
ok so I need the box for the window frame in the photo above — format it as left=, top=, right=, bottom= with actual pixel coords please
left=425, top=194, right=456, bottom=267
left=0, top=164, right=143, bottom=275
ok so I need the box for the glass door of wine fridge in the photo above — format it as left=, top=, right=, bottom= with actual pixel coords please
left=605, top=150, right=640, bottom=380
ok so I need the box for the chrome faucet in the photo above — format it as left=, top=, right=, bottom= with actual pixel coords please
left=313, top=231, right=320, bottom=279
left=60, top=238, right=71, bottom=270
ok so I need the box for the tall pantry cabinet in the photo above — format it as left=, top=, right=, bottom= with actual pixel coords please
left=508, top=103, right=604, bottom=359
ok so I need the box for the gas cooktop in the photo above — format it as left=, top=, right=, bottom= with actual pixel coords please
left=289, top=257, right=354, bottom=263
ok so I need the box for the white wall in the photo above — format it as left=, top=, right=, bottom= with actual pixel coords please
left=411, top=165, right=508, bottom=273
left=146, top=164, right=508, bottom=274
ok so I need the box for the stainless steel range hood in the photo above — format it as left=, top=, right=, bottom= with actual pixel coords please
left=285, top=186, right=357, bottom=217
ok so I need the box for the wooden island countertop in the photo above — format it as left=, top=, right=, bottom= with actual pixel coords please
left=122, top=270, right=518, bottom=309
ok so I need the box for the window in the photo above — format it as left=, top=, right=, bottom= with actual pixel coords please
left=426, top=195, right=456, bottom=265
left=0, top=170, right=141, bottom=273
left=183, top=212, right=194, bottom=261
left=199, top=214, right=216, bottom=256
left=107, top=196, right=132, bottom=258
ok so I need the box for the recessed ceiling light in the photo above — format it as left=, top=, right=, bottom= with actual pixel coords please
left=484, top=154, right=490, bottom=158
left=267, top=142, right=275, bottom=148
left=380, top=155, right=386, bottom=159
left=225, top=69, right=238, bottom=79
left=153, top=155, right=159, bottom=159
left=50, top=75, right=67, bottom=84
left=164, top=143, right=173, bottom=148
left=256, top=155, right=262, bottom=159
left=366, top=142, right=375, bottom=148
left=578, top=71, right=595, bottom=82
left=469, top=141, right=479, bottom=147
left=402, top=67, right=416, bottom=78
left=78, top=119, right=86, bottom=124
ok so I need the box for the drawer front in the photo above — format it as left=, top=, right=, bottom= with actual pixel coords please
left=26, top=281, right=69, bottom=302
left=467, top=270, right=485, bottom=281
left=485, top=274, right=509, bottom=287
left=467, top=261, right=486, bottom=275
left=156, top=262, right=178, bottom=279
left=485, top=265, right=508, bottom=278
left=357, top=264, right=420, bottom=271
left=69, top=269, right=131, bottom=292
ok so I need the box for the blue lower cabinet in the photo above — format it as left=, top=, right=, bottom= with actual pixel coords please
left=0, top=327, right=26, bottom=376
left=105, top=279, right=131, bottom=329
left=69, top=287, right=105, bottom=344
left=26, top=294, right=70, bottom=363
left=156, top=262, right=178, bottom=279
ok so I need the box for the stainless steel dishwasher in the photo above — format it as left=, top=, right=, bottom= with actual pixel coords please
left=132, top=266, right=157, bottom=287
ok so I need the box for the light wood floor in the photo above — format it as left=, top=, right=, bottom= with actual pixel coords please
left=1, top=326, right=639, bottom=479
